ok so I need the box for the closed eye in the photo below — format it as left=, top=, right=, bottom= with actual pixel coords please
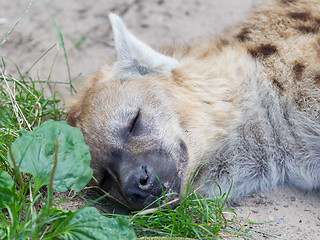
left=129, top=109, right=140, bottom=133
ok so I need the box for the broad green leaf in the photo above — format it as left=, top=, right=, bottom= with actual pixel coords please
left=64, top=207, right=137, bottom=240
left=7, top=120, right=92, bottom=192
left=0, top=169, right=15, bottom=209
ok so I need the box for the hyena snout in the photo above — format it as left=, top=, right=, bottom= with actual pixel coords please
left=123, top=164, right=162, bottom=209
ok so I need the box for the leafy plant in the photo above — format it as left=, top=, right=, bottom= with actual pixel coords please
left=7, top=120, right=92, bottom=193
left=0, top=120, right=137, bottom=240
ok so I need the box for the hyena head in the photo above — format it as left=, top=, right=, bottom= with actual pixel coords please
left=68, top=13, right=189, bottom=211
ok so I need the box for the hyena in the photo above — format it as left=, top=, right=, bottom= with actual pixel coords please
left=68, top=0, right=320, bottom=211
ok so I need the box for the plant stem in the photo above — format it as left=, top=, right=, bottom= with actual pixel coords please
left=8, top=144, right=24, bottom=187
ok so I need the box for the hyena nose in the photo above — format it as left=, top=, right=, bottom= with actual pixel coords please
left=123, top=164, right=162, bottom=210
left=138, top=165, right=153, bottom=190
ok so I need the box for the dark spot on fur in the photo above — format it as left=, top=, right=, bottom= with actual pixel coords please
left=202, top=100, right=212, bottom=105
left=272, top=78, right=285, bottom=91
left=315, top=74, right=320, bottom=87
left=288, top=12, right=310, bottom=21
left=220, top=38, right=229, bottom=46
left=293, top=63, right=305, bottom=78
left=314, top=18, right=320, bottom=25
left=296, top=25, right=318, bottom=34
left=216, top=163, right=229, bottom=177
left=281, top=0, right=297, bottom=5
left=236, top=27, right=251, bottom=42
left=248, top=49, right=258, bottom=58
left=249, top=44, right=278, bottom=58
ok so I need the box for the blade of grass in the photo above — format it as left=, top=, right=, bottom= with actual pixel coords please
left=8, top=144, right=23, bottom=187
left=25, top=43, right=57, bottom=75
left=45, top=5, right=75, bottom=94
left=0, top=0, right=38, bottom=47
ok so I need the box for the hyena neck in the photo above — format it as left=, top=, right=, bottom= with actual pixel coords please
left=168, top=43, right=265, bottom=178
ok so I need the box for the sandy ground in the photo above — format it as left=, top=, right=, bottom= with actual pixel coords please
left=1, top=0, right=319, bottom=239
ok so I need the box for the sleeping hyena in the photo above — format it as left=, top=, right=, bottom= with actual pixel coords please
left=68, top=0, right=320, bottom=210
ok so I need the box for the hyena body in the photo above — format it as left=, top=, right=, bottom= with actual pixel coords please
left=68, top=0, right=320, bottom=210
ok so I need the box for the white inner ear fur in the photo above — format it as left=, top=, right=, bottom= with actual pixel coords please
left=109, top=13, right=179, bottom=78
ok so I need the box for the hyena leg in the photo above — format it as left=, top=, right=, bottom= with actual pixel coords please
left=195, top=159, right=282, bottom=200
left=285, top=116, right=320, bottom=191
left=285, top=158, right=320, bottom=191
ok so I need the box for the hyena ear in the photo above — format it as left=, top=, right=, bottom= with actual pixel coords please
left=109, top=13, right=179, bottom=79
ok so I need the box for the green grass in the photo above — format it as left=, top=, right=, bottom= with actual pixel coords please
left=129, top=184, right=239, bottom=239
left=0, top=69, right=66, bottom=239
left=0, top=59, right=72, bottom=239
left=0, top=61, right=66, bottom=172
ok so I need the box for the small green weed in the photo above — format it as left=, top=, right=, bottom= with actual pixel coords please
left=70, top=34, right=88, bottom=49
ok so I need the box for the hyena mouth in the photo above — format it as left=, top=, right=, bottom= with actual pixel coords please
left=159, top=173, right=181, bottom=208
left=165, top=173, right=180, bottom=194
left=178, top=139, right=188, bottom=165
left=159, top=140, right=188, bottom=207
left=164, top=141, right=187, bottom=195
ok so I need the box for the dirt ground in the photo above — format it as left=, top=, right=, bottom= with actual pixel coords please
left=1, top=0, right=319, bottom=239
